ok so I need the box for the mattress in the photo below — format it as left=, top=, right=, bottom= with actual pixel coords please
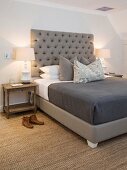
left=48, top=77, right=127, bottom=125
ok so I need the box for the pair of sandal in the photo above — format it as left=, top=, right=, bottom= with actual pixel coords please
left=22, top=114, right=44, bottom=128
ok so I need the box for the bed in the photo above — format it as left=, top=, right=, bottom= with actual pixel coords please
left=31, top=29, right=127, bottom=148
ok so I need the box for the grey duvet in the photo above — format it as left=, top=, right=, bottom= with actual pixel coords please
left=48, top=78, right=127, bottom=125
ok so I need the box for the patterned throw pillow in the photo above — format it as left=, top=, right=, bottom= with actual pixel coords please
left=74, top=59, right=105, bottom=83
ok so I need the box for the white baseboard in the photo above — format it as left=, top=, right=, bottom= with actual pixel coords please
left=0, top=105, right=3, bottom=112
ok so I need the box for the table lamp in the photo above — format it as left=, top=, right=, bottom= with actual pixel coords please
left=95, top=48, right=110, bottom=73
left=15, top=47, right=35, bottom=83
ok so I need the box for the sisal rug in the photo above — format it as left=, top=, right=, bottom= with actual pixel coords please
left=0, top=111, right=127, bottom=170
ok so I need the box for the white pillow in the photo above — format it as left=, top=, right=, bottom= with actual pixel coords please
left=40, top=65, right=59, bottom=75
left=40, top=73, right=59, bottom=80
left=74, top=59, right=105, bottom=83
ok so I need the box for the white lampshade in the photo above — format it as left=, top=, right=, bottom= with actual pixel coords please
left=95, top=49, right=110, bottom=59
left=15, top=47, right=35, bottom=61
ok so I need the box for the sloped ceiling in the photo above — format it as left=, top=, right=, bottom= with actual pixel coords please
left=15, top=0, right=127, bottom=39
left=15, top=0, right=127, bottom=13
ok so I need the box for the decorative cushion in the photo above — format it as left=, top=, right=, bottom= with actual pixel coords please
left=74, top=59, right=105, bottom=83
left=59, top=56, right=73, bottom=81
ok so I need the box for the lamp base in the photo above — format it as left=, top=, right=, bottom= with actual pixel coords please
left=21, top=71, right=31, bottom=84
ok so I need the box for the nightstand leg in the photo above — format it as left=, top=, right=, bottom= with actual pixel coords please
left=6, top=90, right=9, bottom=119
left=3, top=87, right=5, bottom=113
left=34, top=87, right=37, bottom=113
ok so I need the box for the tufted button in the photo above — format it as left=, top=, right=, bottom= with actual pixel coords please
left=47, top=46, right=50, bottom=48
left=65, top=40, right=68, bottom=43
left=76, top=46, right=78, bottom=49
left=55, top=34, right=57, bottom=36
left=85, top=52, right=87, bottom=54
left=51, top=52, right=54, bottom=54
left=85, top=42, right=87, bottom=44
left=75, top=35, right=77, bottom=37
left=54, top=46, right=57, bottom=48
left=35, top=52, right=38, bottom=54
left=39, top=46, right=42, bottom=48
left=47, top=33, right=49, bottom=36
left=72, top=40, right=75, bottom=43
left=39, top=59, right=42, bottom=61
left=35, top=65, right=37, bottom=67
left=59, top=52, right=61, bottom=54
left=58, top=39, right=61, bottom=42
left=54, top=58, right=57, bottom=60
left=65, top=51, right=68, bottom=54
left=62, top=46, right=64, bottom=49
left=69, top=34, right=71, bottom=37
left=39, top=32, right=41, bottom=35
left=34, top=40, right=37, bottom=42
left=43, top=39, right=46, bottom=42
left=62, top=34, right=64, bottom=37
left=79, top=52, right=81, bottom=54
left=79, top=41, right=81, bottom=43
left=88, top=46, right=90, bottom=49
left=72, top=52, right=75, bottom=54
left=51, top=39, right=54, bottom=42
left=82, top=47, right=84, bottom=49
left=43, top=52, right=46, bottom=54
left=47, top=58, right=50, bottom=61
left=69, top=46, right=71, bottom=49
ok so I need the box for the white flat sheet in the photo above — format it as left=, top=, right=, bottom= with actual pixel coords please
left=34, top=79, right=73, bottom=100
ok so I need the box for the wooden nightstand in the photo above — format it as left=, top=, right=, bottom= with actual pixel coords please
left=2, top=83, right=37, bottom=119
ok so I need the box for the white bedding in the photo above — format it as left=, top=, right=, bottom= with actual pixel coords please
left=34, top=79, right=73, bottom=100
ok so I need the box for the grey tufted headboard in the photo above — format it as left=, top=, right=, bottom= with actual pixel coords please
left=31, top=29, right=95, bottom=77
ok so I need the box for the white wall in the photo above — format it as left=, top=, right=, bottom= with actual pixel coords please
left=108, top=10, right=127, bottom=76
left=0, top=0, right=123, bottom=111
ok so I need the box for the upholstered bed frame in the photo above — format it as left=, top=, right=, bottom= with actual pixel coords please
left=31, top=29, right=127, bottom=148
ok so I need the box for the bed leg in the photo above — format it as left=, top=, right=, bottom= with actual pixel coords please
left=87, top=140, right=98, bottom=148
